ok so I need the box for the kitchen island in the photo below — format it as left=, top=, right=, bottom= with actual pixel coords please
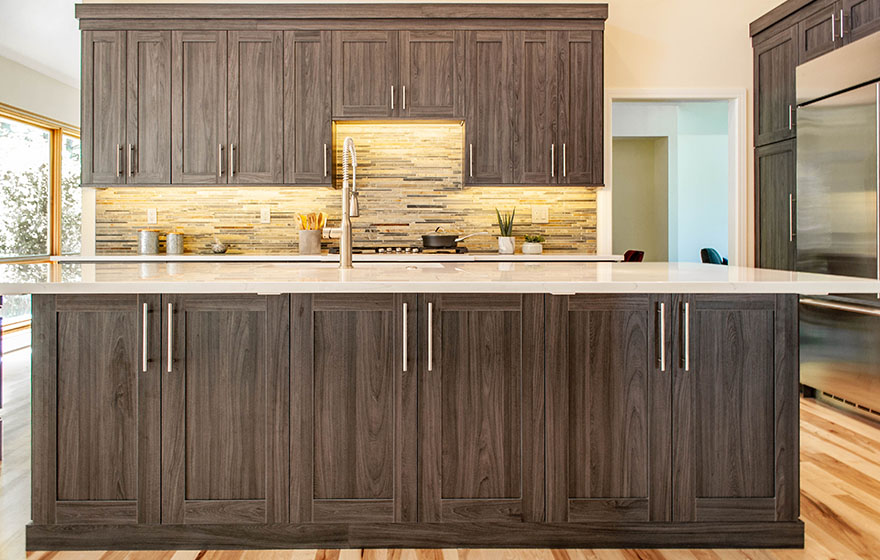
left=5, top=261, right=879, bottom=551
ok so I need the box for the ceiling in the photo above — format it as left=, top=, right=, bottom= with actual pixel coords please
left=0, top=0, right=81, bottom=88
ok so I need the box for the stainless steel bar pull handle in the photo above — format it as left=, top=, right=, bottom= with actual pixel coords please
left=128, top=144, right=134, bottom=177
left=789, top=193, right=795, bottom=242
left=789, top=105, right=793, bottom=131
left=469, top=144, right=474, bottom=178
left=323, top=143, right=328, bottom=177
left=116, top=144, right=122, bottom=176
left=657, top=302, right=666, bottom=372
left=218, top=144, right=223, bottom=177
left=832, top=13, right=837, bottom=41
left=229, top=144, right=235, bottom=177
left=167, top=302, right=173, bottom=373
left=681, top=301, right=690, bottom=372
left=402, top=302, right=408, bottom=372
left=551, top=143, right=555, bottom=178
left=391, top=85, right=395, bottom=110
left=840, top=9, right=845, bottom=38
left=142, top=303, right=149, bottom=372
left=402, top=86, right=406, bottom=110
left=427, top=301, right=433, bottom=372
left=562, top=143, right=567, bottom=177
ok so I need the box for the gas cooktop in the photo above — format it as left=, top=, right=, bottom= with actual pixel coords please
left=328, top=246, right=469, bottom=255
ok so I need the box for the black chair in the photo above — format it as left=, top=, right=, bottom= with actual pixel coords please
left=700, top=248, right=728, bottom=265
left=623, top=250, right=645, bottom=262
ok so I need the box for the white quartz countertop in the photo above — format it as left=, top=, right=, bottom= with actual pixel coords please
left=2, top=261, right=879, bottom=295
left=52, top=253, right=624, bottom=263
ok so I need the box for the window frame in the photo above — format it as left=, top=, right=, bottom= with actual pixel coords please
left=0, top=102, right=80, bottom=263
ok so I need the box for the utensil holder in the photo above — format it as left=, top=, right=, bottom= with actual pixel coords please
left=299, top=230, right=322, bottom=255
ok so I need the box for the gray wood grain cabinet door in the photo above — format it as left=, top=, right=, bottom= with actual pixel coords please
left=843, top=0, right=880, bottom=42
left=671, top=295, right=798, bottom=523
left=557, top=30, right=604, bottom=186
left=332, top=31, right=398, bottom=118
left=290, top=294, right=417, bottom=523
left=172, top=31, right=227, bottom=184
left=798, top=2, right=840, bottom=63
left=82, top=31, right=126, bottom=185
left=161, top=294, right=289, bottom=524
left=31, top=294, right=161, bottom=525
left=465, top=31, right=515, bottom=185
left=228, top=31, right=283, bottom=184
left=126, top=31, right=171, bottom=185
left=419, top=294, right=544, bottom=522
left=754, top=27, right=797, bottom=147
left=284, top=31, right=332, bottom=185
left=756, top=139, right=797, bottom=271
left=545, top=295, right=671, bottom=523
left=399, top=30, right=464, bottom=118
left=514, top=31, right=558, bottom=185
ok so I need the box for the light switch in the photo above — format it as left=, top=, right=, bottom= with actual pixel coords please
left=260, top=207, right=271, bottom=224
left=147, top=208, right=158, bottom=224
left=531, top=205, right=549, bottom=224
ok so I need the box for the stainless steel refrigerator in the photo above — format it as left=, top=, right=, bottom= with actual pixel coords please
left=796, top=31, right=880, bottom=412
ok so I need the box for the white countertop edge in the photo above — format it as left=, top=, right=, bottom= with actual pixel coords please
left=52, top=253, right=625, bottom=263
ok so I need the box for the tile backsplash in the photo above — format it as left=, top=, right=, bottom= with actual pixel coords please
left=95, top=122, right=598, bottom=254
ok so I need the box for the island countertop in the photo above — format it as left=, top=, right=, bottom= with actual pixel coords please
left=1, top=261, right=879, bottom=295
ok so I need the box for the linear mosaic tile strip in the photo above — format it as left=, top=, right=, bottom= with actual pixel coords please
left=95, top=122, right=598, bottom=254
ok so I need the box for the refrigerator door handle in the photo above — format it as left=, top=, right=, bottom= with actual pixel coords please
left=801, top=298, right=880, bottom=318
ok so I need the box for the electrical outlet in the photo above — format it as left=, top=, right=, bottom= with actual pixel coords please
left=531, top=205, right=549, bottom=224
left=147, top=208, right=158, bottom=224
left=260, top=207, right=271, bottom=224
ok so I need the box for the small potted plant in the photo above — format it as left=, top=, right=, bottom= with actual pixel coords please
left=496, top=208, right=516, bottom=254
left=522, top=234, right=545, bottom=255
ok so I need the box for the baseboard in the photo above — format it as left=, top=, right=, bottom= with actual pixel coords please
left=27, top=521, right=806, bottom=550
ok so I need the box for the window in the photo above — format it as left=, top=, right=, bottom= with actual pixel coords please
left=0, top=103, right=81, bottom=261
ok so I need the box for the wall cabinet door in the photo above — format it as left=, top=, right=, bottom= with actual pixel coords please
left=798, top=2, right=841, bottom=63
left=227, top=31, right=283, bottom=184
left=291, top=294, right=417, bottom=523
left=419, top=294, right=544, bottom=522
left=82, top=31, right=126, bottom=185
left=756, top=139, right=797, bottom=271
left=672, top=295, right=798, bottom=523
left=332, top=31, right=398, bottom=118
left=284, top=31, right=332, bottom=185
left=172, top=31, right=227, bottom=184
left=843, top=0, right=880, bottom=42
left=754, top=28, right=797, bottom=147
left=161, top=294, right=289, bottom=524
left=557, top=30, right=604, bottom=186
left=399, top=30, right=464, bottom=118
left=465, top=31, right=515, bottom=185
left=126, top=31, right=171, bottom=185
left=514, top=31, right=557, bottom=185
left=32, top=294, right=161, bottom=525
left=545, top=294, right=671, bottom=522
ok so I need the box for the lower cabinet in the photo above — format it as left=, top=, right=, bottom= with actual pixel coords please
left=756, top=139, right=797, bottom=271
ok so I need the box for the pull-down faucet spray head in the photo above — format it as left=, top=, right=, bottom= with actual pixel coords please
left=342, top=137, right=359, bottom=217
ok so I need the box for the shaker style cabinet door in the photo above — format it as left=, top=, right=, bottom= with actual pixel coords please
left=227, top=31, right=283, bottom=184
left=284, top=31, right=332, bottom=185
left=171, top=31, right=228, bottom=184
left=398, top=30, right=464, bottom=118
left=798, top=2, right=840, bottom=63
left=31, top=294, right=161, bottom=525
left=756, top=139, right=797, bottom=271
left=514, top=31, right=558, bottom=185
left=545, top=295, right=672, bottom=523
left=290, top=294, right=418, bottom=523
left=556, top=30, right=604, bottom=186
left=842, top=0, right=880, bottom=42
left=126, top=31, right=171, bottom=185
left=161, top=294, right=289, bottom=525
left=671, top=295, right=798, bottom=523
left=419, top=294, right=544, bottom=522
left=332, top=31, right=398, bottom=118
left=82, top=31, right=126, bottom=185
left=465, top=31, right=515, bottom=185
left=753, top=27, right=797, bottom=147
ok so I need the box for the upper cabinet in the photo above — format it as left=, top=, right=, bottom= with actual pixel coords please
left=753, top=27, right=797, bottom=147
left=797, top=2, right=839, bottom=63
left=82, top=30, right=171, bottom=185
left=843, top=0, right=880, bottom=41
left=77, top=4, right=607, bottom=188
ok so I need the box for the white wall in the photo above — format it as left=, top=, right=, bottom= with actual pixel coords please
left=0, top=54, right=79, bottom=126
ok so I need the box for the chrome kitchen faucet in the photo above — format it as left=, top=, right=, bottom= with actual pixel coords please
left=340, top=136, right=359, bottom=269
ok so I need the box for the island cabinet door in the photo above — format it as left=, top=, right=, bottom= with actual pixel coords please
left=290, top=294, right=418, bottom=523
left=419, top=294, right=545, bottom=522
left=161, top=294, right=290, bottom=525
left=545, top=294, right=672, bottom=523
left=671, top=294, right=799, bottom=523
left=32, top=294, right=161, bottom=525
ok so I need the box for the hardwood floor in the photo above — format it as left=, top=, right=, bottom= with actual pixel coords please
left=3, top=341, right=880, bottom=559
